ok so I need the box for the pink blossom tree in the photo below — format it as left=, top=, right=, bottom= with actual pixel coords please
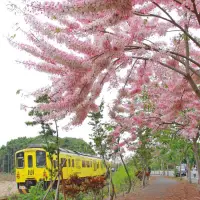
left=11, top=0, right=200, bottom=180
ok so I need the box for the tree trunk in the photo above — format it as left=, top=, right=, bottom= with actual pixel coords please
left=110, top=177, right=116, bottom=200
left=179, top=161, right=182, bottom=179
left=101, top=154, right=116, bottom=200
left=163, top=162, right=165, bottom=176
left=167, top=164, right=169, bottom=176
left=161, top=160, right=165, bottom=175
left=55, top=120, right=60, bottom=199
left=160, top=161, right=162, bottom=175
left=2, top=159, right=4, bottom=172
left=55, top=175, right=61, bottom=200
left=142, top=169, right=146, bottom=187
left=119, top=154, right=132, bottom=193
left=193, top=137, right=200, bottom=184
left=173, top=163, right=176, bottom=177
left=186, top=157, right=192, bottom=183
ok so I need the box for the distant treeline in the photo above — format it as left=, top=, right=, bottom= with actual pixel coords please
left=0, top=135, right=95, bottom=173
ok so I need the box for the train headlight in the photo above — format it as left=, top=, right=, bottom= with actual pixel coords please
left=43, top=170, right=47, bottom=178
left=16, top=172, right=20, bottom=179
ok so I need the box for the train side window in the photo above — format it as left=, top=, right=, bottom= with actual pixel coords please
left=72, top=159, right=74, bottom=167
left=16, top=152, right=24, bottom=168
left=75, top=159, right=81, bottom=169
left=61, top=158, right=66, bottom=167
left=82, top=160, right=86, bottom=168
left=90, top=161, right=92, bottom=167
left=86, top=161, right=90, bottom=168
left=93, top=161, right=97, bottom=171
left=97, top=162, right=99, bottom=169
left=68, top=159, right=71, bottom=167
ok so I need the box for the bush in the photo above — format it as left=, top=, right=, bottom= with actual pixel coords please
left=65, top=175, right=106, bottom=199
left=9, top=181, right=64, bottom=200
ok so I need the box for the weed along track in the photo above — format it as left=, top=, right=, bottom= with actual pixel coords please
left=0, top=178, right=18, bottom=199
left=0, top=196, right=8, bottom=200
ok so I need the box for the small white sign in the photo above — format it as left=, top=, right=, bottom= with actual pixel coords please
left=19, top=185, right=26, bottom=190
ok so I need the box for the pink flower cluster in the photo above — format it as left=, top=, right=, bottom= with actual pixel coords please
left=10, top=0, right=200, bottom=150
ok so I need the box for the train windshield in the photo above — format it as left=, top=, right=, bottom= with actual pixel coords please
left=36, top=151, right=46, bottom=167
left=16, top=152, right=24, bottom=168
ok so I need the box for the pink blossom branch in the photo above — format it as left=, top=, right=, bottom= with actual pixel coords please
left=152, top=1, right=200, bottom=47
left=133, top=11, right=172, bottom=23
left=134, top=5, right=200, bottom=48
left=172, top=0, right=195, bottom=13
left=131, top=56, right=186, bottom=76
left=125, top=44, right=200, bottom=69
left=123, top=59, right=138, bottom=89
left=170, top=55, right=200, bottom=78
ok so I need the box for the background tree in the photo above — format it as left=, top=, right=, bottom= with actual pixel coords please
left=25, top=94, right=57, bottom=180
left=132, top=128, right=153, bottom=187
left=88, top=101, right=116, bottom=199
left=152, top=129, right=194, bottom=181
left=88, top=101, right=112, bottom=160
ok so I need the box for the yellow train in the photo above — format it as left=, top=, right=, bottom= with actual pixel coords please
left=15, top=144, right=108, bottom=193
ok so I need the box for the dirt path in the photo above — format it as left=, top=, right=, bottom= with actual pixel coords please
left=0, top=181, right=18, bottom=198
left=118, top=176, right=200, bottom=200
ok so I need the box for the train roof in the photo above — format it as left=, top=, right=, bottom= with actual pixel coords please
left=16, top=144, right=101, bottom=159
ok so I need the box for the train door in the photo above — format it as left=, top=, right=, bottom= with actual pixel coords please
left=93, top=161, right=97, bottom=171
left=16, top=151, right=26, bottom=191
left=61, top=157, right=68, bottom=179
left=26, top=152, right=35, bottom=178
left=74, top=158, right=81, bottom=176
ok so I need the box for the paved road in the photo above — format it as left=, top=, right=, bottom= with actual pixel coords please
left=117, top=176, right=200, bottom=200
left=151, top=170, right=199, bottom=184
left=143, top=176, right=178, bottom=198
left=117, top=176, right=180, bottom=200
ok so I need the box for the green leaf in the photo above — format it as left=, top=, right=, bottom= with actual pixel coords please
left=11, top=34, right=16, bottom=39
left=16, top=89, right=21, bottom=95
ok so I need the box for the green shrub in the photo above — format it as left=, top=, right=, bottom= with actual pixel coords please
left=9, top=182, right=64, bottom=200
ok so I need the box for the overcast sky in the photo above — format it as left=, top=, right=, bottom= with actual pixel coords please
left=0, top=0, right=104, bottom=147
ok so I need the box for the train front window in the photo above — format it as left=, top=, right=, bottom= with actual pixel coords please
left=16, top=152, right=24, bottom=168
left=36, top=151, right=46, bottom=167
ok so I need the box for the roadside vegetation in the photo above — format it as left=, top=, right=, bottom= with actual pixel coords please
left=0, top=173, right=15, bottom=182
left=1, top=103, right=198, bottom=199
left=112, top=163, right=136, bottom=193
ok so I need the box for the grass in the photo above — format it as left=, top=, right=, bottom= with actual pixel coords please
left=112, top=164, right=136, bottom=193
left=0, top=173, right=15, bottom=182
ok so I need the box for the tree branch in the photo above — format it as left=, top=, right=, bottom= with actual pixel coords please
left=131, top=56, right=187, bottom=76
left=134, top=2, right=200, bottom=48
left=152, top=1, right=200, bottom=48
left=191, top=0, right=200, bottom=25
left=123, top=59, right=138, bottom=89
left=125, top=44, right=200, bottom=69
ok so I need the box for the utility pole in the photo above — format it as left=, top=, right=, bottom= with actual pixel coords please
left=3, top=158, right=4, bottom=172
left=8, top=153, right=9, bottom=173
